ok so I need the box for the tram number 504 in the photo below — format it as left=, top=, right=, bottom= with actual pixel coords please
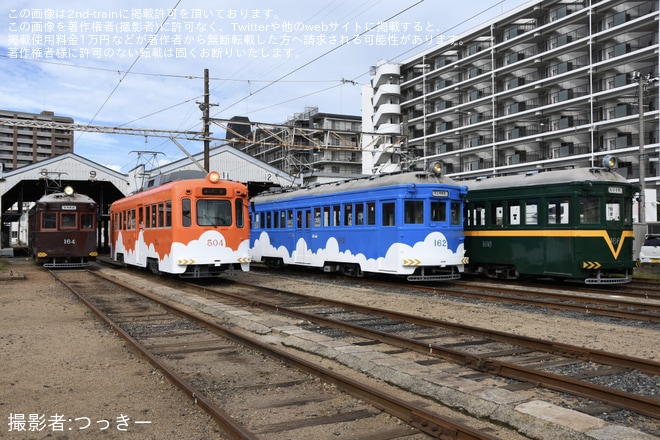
left=207, top=238, right=226, bottom=247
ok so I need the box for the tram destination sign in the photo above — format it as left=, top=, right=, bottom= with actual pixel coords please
left=432, top=190, right=450, bottom=197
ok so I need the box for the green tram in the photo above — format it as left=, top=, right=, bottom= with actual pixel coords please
left=463, top=159, right=638, bottom=284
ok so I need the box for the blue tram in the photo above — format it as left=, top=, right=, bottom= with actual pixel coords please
left=250, top=168, right=468, bottom=281
left=463, top=158, right=638, bottom=284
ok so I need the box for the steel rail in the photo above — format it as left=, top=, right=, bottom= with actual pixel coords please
left=219, top=280, right=660, bottom=375
left=202, top=280, right=660, bottom=419
left=416, top=282, right=660, bottom=322
left=51, top=270, right=257, bottom=440
left=89, top=270, right=499, bottom=440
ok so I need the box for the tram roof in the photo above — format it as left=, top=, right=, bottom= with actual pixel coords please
left=252, top=171, right=464, bottom=202
left=462, top=167, right=630, bottom=191
left=37, top=191, right=96, bottom=204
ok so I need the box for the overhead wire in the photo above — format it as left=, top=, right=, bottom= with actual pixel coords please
left=2, top=0, right=520, bottom=171
left=215, top=0, right=425, bottom=116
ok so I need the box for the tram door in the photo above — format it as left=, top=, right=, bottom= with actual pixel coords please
left=378, top=200, right=399, bottom=272
left=294, top=208, right=313, bottom=264
left=135, top=204, right=143, bottom=263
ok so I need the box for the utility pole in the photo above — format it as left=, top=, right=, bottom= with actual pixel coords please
left=633, top=71, right=659, bottom=226
left=202, top=69, right=210, bottom=172
left=198, top=69, right=217, bottom=172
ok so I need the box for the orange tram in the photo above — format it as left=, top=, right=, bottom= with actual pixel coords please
left=109, top=171, right=250, bottom=278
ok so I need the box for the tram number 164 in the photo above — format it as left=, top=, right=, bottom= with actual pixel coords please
left=63, top=238, right=76, bottom=245
left=207, top=238, right=226, bottom=247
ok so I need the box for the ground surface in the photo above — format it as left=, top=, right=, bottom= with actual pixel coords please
left=1, top=258, right=224, bottom=439
left=2, top=257, right=659, bottom=439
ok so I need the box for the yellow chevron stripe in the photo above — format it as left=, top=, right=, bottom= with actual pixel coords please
left=465, top=229, right=634, bottom=259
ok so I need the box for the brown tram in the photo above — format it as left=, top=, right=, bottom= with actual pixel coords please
left=28, top=186, right=98, bottom=268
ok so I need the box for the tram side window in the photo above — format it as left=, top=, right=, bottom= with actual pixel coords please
left=60, top=213, right=76, bottom=229
left=165, top=201, right=172, bottom=227
left=451, top=202, right=461, bottom=225
left=287, top=210, right=293, bottom=228
left=344, top=203, right=353, bottom=226
left=182, top=198, right=192, bottom=227
left=525, top=200, right=538, bottom=225
left=491, top=201, right=504, bottom=226
left=158, top=203, right=165, bottom=228
left=548, top=199, right=569, bottom=225
left=296, top=210, right=303, bottom=229
left=235, top=199, right=244, bottom=228
left=131, top=208, right=136, bottom=229
left=280, top=211, right=287, bottom=228
left=253, top=212, right=261, bottom=230
left=314, top=208, right=321, bottom=227
left=605, top=198, right=621, bottom=223
left=509, top=201, right=521, bottom=225
left=272, top=208, right=278, bottom=228
left=80, top=214, right=94, bottom=230
left=355, top=203, right=364, bottom=226
left=332, top=205, right=340, bottom=226
left=265, top=211, right=272, bottom=229
left=151, top=204, right=158, bottom=228
left=42, top=213, right=57, bottom=230
left=405, top=201, right=424, bottom=224
left=468, top=202, right=486, bottom=226
left=323, top=207, right=330, bottom=227
left=431, top=201, right=447, bottom=222
left=382, top=202, right=396, bottom=226
left=624, top=198, right=633, bottom=225
left=144, top=206, right=150, bottom=229
left=580, top=197, right=600, bottom=224
left=367, top=202, right=376, bottom=225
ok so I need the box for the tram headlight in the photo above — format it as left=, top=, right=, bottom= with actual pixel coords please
left=63, top=186, right=74, bottom=196
left=602, top=155, right=618, bottom=171
left=429, top=161, right=443, bottom=176
left=207, top=171, right=221, bottom=183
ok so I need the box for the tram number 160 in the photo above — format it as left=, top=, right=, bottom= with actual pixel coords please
left=207, top=238, right=226, bottom=247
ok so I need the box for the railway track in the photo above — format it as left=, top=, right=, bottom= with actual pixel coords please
left=348, top=275, right=660, bottom=323
left=177, top=277, right=660, bottom=421
left=445, top=280, right=660, bottom=322
left=50, top=268, right=505, bottom=440
left=249, top=265, right=660, bottom=322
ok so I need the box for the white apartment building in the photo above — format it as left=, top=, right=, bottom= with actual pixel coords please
left=364, top=0, right=659, bottom=217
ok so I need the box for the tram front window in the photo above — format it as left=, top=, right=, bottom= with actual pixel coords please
left=197, top=200, right=232, bottom=226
